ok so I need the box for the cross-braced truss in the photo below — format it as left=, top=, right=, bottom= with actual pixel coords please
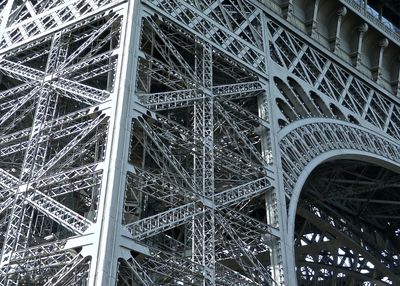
left=0, top=0, right=399, bottom=285
left=295, top=160, right=400, bottom=285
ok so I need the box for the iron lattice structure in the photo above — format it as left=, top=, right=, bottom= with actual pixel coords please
left=0, top=0, right=400, bottom=285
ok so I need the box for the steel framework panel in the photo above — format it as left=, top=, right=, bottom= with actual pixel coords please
left=0, top=0, right=400, bottom=285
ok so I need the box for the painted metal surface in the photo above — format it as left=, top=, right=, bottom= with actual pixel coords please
left=0, top=0, right=399, bottom=285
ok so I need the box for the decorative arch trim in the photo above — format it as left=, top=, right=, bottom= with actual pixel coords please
left=278, top=117, right=396, bottom=143
left=279, top=119, right=400, bottom=199
left=280, top=119, right=400, bottom=263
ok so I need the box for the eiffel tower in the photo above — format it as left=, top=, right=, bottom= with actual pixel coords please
left=0, top=0, right=399, bottom=285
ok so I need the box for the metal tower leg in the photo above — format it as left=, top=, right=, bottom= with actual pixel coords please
left=86, top=1, right=142, bottom=285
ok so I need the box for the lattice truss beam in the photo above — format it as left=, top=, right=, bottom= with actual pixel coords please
left=0, top=0, right=280, bottom=285
left=269, top=17, right=400, bottom=283
left=263, top=6, right=400, bottom=285
left=295, top=161, right=400, bottom=285
left=121, top=9, right=278, bottom=285
left=267, top=20, right=400, bottom=139
left=1, top=0, right=400, bottom=285
left=0, top=0, right=123, bottom=284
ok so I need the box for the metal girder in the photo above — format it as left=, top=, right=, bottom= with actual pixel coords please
left=42, top=255, right=90, bottom=286
left=145, top=0, right=266, bottom=73
left=1, top=0, right=400, bottom=285
left=0, top=1, right=118, bottom=283
left=125, top=177, right=273, bottom=241
left=0, top=0, right=122, bottom=51
left=280, top=121, right=400, bottom=196
left=0, top=59, right=109, bottom=104
left=296, top=205, right=400, bottom=284
left=216, top=213, right=275, bottom=285
left=27, top=191, right=92, bottom=235
left=122, top=258, right=155, bottom=286
left=269, top=19, right=400, bottom=140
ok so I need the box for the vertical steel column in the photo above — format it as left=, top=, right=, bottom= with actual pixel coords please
left=192, top=41, right=216, bottom=285
left=261, top=13, right=292, bottom=286
left=86, top=1, right=141, bottom=285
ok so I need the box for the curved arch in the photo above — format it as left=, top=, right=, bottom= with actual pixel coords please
left=281, top=119, right=400, bottom=285
left=280, top=121, right=400, bottom=196
left=287, top=151, right=400, bottom=285
left=278, top=117, right=399, bottom=144
left=282, top=119, right=400, bottom=227
left=287, top=149, right=400, bottom=246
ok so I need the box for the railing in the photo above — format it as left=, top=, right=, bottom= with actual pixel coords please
left=341, top=0, right=400, bottom=44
